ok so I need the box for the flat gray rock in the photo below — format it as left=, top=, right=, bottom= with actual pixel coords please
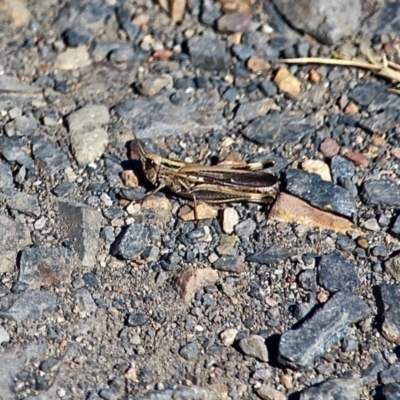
left=0, top=215, right=32, bottom=274
left=187, top=35, right=231, bottom=71
left=70, top=127, right=109, bottom=165
left=0, top=344, right=46, bottom=400
left=66, top=104, right=110, bottom=133
left=285, top=169, right=357, bottom=218
left=0, top=162, right=13, bottom=194
left=0, top=75, right=43, bottom=100
left=300, top=377, right=362, bottom=400
left=17, top=246, right=73, bottom=290
left=278, top=292, right=371, bottom=369
left=242, top=112, right=315, bottom=145
left=361, top=180, right=400, bottom=208
left=114, top=93, right=226, bottom=139
left=0, top=291, right=58, bottom=322
left=58, top=201, right=102, bottom=267
left=32, top=136, right=70, bottom=175
left=7, top=191, right=40, bottom=217
left=111, top=222, right=150, bottom=260
left=317, top=250, right=359, bottom=294
left=273, top=0, right=361, bottom=45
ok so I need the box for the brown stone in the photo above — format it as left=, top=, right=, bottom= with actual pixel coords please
left=344, top=151, right=369, bottom=167
left=120, top=170, right=139, bottom=187
left=344, top=102, right=359, bottom=114
left=274, top=67, right=301, bottom=97
left=302, top=159, right=331, bottom=181
left=174, top=268, right=219, bottom=304
left=178, top=202, right=218, bottom=221
left=320, top=137, right=340, bottom=158
left=268, top=193, right=355, bottom=234
left=309, top=69, right=321, bottom=83
left=246, top=56, right=270, bottom=72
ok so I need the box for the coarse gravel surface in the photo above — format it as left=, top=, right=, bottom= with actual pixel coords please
left=1, top=1, right=400, bottom=400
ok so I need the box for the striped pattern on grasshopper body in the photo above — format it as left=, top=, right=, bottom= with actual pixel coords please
left=130, top=136, right=279, bottom=213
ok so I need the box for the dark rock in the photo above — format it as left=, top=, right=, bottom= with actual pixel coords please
left=62, top=27, right=92, bottom=46
left=371, top=245, right=388, bottom=258
left=55, top=0, right=113, bottom=32
left=336, top=234, right=356, bottom=251
left=382, top=382, right=400, bottom=400
left=296, top=41, right=311, bottom=57
left=200, top=0, right=221, bottom=26
left=0, top=291, right=58, bottom=322
left=231, top=44, right=256, bottom=61
left=361, top=180, right=400, bottom=207
left=113, top=93, right=226, bottom=139
left=116, top=6, right=140, bottom=41
left=238, top=335, right=269, bottom=362
left=102, top=207, right=124, bottom=220
left=58, top=201, right=102, bottom=267
left=75, top=289, right=97, bottom=314
left=242, top=112, right=315, bottom=145
left=235, top=218, right=256, bottom=238
left=0, top=162, right=14, bottom=194
left=278, top=291, right=371, bottom=369
left=91, top=41, right=122, bottom=61
left=32, top=136, right=70, bottom=175
left=213, top=255, right=244, bottom=273
left=17, top=246, right=73, bottom=290
left=178, top=227, right=206, bottom=245
left=101, top=226, right=115, bottom=243
left=0, top=136, right=33, bottom=168
left=7, top=191, right=40, bottom=217
left=111, top=222, right=149, bottom=260
left=273, top=0, right=361, bottom=45
left=0, top=75, right=43, bottom=101
left=82, top=272, right=99, bottom=288
left=235, top=99, right=272, bottom=123
left=0, top=215, right=32, bottom=274
left=285, top=169, right=357, bottom=218
left=126, top=312, right=148, bottom=327
left=117, top=187, right=147, bottom=202
left=187, top=35, right=230, bottom=71
left=222, top=87, right=238, bottom=102
left=0, top=343, right=47, bottom=399
left=380, top=363, right=400, bottom=384
left=52, top=182, right=75, bottom=197
left=359, top=107, right=400, bottom=134
left=349, top=83, right=400, bottom=112
left=292, top=294, right=317, bottom=320
left=160, top=252, right=181, bottom=271
left=5, top=114, right=37, bottom=137
left=180, top=341, right=199, bottom=360
left=330, top=155, right=355, bottom=184
left=259, top=80, right=278, bottom=97
left=299, top=377, right=362, bottom=400
left=298, top=270, right=317, bottom=291
left=246, top=246, right=291, bottom=265
left=317, top=251, right=358, bottom=294
left=360, top=352, right=388, bottom=385
left=109, top=45, right=135, bottom=63
left=217, top=12, right=252, bottom=33
left=391, top=215, right=400, bottom=240
left=378, top=284, right=400, bottom=344
left=363, top=1, right=400, bottom=39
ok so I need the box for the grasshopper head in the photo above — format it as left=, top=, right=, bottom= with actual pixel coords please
left=141, top=152, right=162, bottom=185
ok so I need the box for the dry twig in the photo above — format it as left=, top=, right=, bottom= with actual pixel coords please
left=283, top=52, right=400, bottom=94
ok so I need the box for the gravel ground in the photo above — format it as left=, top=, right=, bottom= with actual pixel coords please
left=1, top=0, right=400, bottom=399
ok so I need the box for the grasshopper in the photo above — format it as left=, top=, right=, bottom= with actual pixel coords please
left=129, top=135, right=279, bottom=218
